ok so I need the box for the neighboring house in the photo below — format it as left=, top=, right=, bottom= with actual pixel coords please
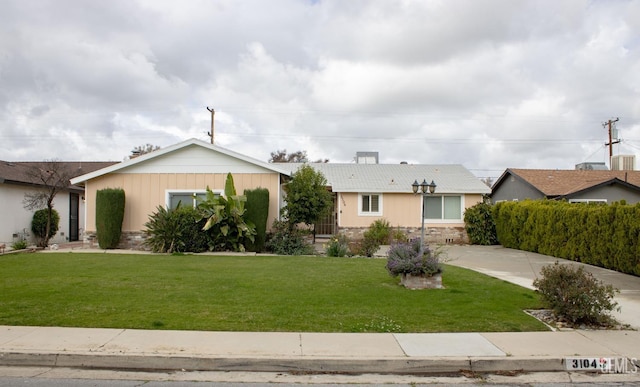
left=70, top=138, right=291, bottom=248
left=491, top=168, right=640, bottom=204
left=283, top=162, right=491, bottom=244
left=0, top=160, right=116, bottom=247
left=71, top=139, right=490, bottom=248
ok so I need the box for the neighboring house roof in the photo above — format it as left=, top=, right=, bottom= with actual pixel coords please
left=280, top=163, right=491, bottom=194
left=70, top=138, right=291, bottom=185
left=0, top=160, right=117, bottom=189
left=493, top=168, right=640, bottom=198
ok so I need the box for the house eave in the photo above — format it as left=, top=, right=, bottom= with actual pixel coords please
left=71, top=138, right=291, bottom=185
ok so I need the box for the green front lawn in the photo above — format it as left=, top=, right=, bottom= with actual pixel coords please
left=0, top=253, right=546, bottom=332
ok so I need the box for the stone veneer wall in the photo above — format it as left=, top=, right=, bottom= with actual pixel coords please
left=84, top=227, right=467, bottom=250
left=83, top=231, right=148, bottom=250
left=338, top=226, right=468, bottom=245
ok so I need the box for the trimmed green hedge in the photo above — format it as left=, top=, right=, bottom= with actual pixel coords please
left=244, top=188, right=269, bottom=252
left=494, top=200, right=640, bottom=275
left=464, top=202, right=498, bottom=245
left=96, top=188, right=126, bottom=249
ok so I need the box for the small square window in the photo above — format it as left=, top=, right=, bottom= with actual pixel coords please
left=359, top=193, right=382, bottom=216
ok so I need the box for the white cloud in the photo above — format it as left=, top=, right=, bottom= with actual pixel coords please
left=0, top=0, right=638, bottom=180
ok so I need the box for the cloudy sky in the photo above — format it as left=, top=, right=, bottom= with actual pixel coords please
left=1, top=0, right=639, bottom=180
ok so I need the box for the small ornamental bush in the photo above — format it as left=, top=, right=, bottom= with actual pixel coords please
left=533, top=262, right=620, bottom=326
left=356, top=218, right=393, bottom=257
left=266, top=220, right=315, bottom=256
left=386, top=240, right=442, bottom=277
left=366, top=219, right=392, bottom=244
left=11, top=240, right=28, bottom=250
left=391, top=227, right=409, bottom=244
left=326, top=234, right=349, bottom=257
left=31, top=209, right=60, bottom=247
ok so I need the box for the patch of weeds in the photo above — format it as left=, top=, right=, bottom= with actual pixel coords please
left=352, top=316, right=402, bottom=333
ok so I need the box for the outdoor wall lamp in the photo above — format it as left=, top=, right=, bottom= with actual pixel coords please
left=412, top=179, right=437, bottom=247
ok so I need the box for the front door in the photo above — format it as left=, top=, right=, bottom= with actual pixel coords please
left=69, top=193, right=80, bottom=241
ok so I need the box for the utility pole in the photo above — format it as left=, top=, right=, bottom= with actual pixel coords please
left=207, top=107, right=215, bottom=144
left=604, top=117, right=620, bottom=164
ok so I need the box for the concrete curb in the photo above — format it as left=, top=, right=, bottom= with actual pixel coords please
left=0, top=352, right=566, bottom=375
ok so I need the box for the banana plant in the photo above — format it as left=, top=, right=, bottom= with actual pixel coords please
left=197, top=173, right=256, bottom=252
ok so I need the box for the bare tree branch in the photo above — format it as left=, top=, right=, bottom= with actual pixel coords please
left=21, top=160, right=73, bottom=247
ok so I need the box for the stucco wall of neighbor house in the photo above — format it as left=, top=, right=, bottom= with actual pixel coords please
left=83, top=172, right=282, bottom=235
left=0, top=183, right=78, bottom=246
left=568, top=184, right=640, bottom=204
left=491, top=177, right=543, bottom=202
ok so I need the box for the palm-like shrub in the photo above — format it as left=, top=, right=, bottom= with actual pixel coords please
left=197, top=173, right=256, bottom=252
left=144, top=205, right=210, bottom=254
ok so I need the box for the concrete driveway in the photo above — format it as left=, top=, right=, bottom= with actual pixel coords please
left=443, top=244, right=640, bottom=329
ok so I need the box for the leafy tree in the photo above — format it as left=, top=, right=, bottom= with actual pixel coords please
left=282, top=164, right=333, bottom=242
left=480, top=177, right=494, bottom=188
left=269, top=149, right=328, bottom=163
left=22, top=160, right=73, bottom=247
left=197, top=173, right=256, bottom=252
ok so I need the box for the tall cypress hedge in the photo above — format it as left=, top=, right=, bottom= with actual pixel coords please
left=493, top=200, right=640, bottom=276
left=96, top=188, right=126, bottom=249
left=244, top=188, right=269, bottom=252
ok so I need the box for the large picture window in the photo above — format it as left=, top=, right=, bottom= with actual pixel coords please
left=166, top=190, right=218, bottom=210
left=359, top=193, right=382, bottom=216
left=424, top=195, right=463, bottom=221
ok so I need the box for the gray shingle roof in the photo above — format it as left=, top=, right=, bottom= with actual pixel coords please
left=0, top=161, right=117, bottom=188
left=280, top=163, right=491, bottom=194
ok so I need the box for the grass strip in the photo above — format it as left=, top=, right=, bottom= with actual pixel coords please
left=0, top=252, right=546, bottom=332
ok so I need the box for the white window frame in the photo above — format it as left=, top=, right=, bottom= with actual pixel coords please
left=423, top=194, right=464, bottom=223
left=358, top=193, right=383, bottom=216
left=165, top=189, right=222, bottom=209
left=568, top=199, right=607, bottom=204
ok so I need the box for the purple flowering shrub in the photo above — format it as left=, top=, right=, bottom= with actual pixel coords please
left=385, top=239, right=442, bottom=277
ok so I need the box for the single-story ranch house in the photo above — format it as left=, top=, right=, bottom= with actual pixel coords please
left=491, top=168, right=640, bottom=204
left=0, top=160, right=116, bottom=247
left=71, top=138, right=490, bottom=248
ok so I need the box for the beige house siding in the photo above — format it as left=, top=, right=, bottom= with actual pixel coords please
left=84, top=172, right=281, bottom=233
left=338, top=192, right=484, bottom=229
left=464, top=194, right=484, bottom=210
left=338, top=193, right=419, bottom=228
